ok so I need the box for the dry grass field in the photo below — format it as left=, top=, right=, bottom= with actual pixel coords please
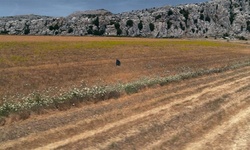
left=0, top=35, right=250, bottom=149
left=0, top=36, right=249, bottom=99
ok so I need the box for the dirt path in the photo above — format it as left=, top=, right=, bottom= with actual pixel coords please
left=184, top=106, right=250, bottom=150
left=0, top=66, right=250, bottom=150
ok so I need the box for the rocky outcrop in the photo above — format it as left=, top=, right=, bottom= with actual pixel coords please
left=0, top=0, right=250, bottom=39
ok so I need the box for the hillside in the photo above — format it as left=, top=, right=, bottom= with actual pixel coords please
left=0, top=0, right=250, bottom=38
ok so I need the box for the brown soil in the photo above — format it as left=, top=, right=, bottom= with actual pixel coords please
left=0, top=36, right=250, bottom=149
left=0, top=65, right=249, bottom=150
left=0, top=36, right=249, bottom=100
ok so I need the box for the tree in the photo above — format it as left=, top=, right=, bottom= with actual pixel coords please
left=205, top=16, right=211, bottom=23
left=24, top=28, right=30, bottom=35
left=54, top=24, right=59, bottom=30
left=126, top=20, right=134, bottom=27
left=138, top=21, right=143, bottom=30
left=49, top=26, right=54, bottom=30
left=180, top=9, right=189, bottom=26
left=93, top=29, right=105, bottom=35
left=247, top=21, right=250, bottom=32
left=92, top=17, right=99, bottom=27
left=149, top=23, right=155, bottom=31
left=194, top=19, right=198, bottom=24
left=180, top=22, right=185, bottom=31
left=87, top=29, right=93, bottom=34
left=168, top=9, right=173, bottom=16
left=229, top=12, right=236, bottom=25
left=24, top=25, right=30, bottom=35
left=68, top=28, right=73, bottom=33
left=180, top=9, right=189, bottom=21
left=117, top=28, right=122, bottom=35
left=87, top=26, right=93, bottom=34
left=155, top=15, right=161, bottom=20
left=114, top=23, right=120, bottom=30
left=49, top=24, right=60, bottom=30
left=0, top=30, right=9, bottom=35
left=191, top=28, right=195, bottom=33
left=167, top=20, right=172, bottom=29
left=200, top=14, right=204, bottom=20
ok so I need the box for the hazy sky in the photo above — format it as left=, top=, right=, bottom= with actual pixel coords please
left=0, top=0, right=207, bottom=17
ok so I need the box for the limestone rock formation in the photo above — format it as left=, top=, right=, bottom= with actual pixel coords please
left=0, top=0, right=249, bottom=39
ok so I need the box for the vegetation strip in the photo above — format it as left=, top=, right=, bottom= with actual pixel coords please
left=1, top=60, right=250, bottom=117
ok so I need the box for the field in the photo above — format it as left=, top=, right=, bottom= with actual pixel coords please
left=0, top=35, right=250, bottom=149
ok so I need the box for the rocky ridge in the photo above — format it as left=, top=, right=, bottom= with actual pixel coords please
left=0, top=0, right=250, bottom=39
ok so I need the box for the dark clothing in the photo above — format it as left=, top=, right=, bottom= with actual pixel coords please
left=116, top=59, right=121, bottom=66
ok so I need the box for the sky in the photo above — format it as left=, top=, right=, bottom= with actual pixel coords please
left=0, top=0, right=207, bottom=17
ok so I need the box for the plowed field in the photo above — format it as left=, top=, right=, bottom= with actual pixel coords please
left=0, top=65, right=250, bottom=149
left=0, top=36, right=250, bottom=149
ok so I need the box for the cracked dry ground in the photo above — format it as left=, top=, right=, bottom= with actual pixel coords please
left=1, top=66, right=250, bottom=150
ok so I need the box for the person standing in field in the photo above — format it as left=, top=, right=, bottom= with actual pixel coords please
left=116, top=59, right=121, bottom=66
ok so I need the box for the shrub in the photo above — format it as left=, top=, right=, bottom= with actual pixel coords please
left=49, top=24, right=60, bottom=30
left=49, top=26, right=54, bottom=30
left=205, top=16, right=211, bottom=23
left=93, top=30, right=100, bottom=35
left=168, top=9, right=174, bottom=16
left=149, top=23, right=155, bottom=31
left=87, top=26, right=93, bottom=34
left=200, top=14, right=204, bottom=20
left=247, top=21, right=250, bottom=32
left=125, top=85, right=139, bottom=94
left=229, top=12, right=236, bottom=24
left=99, top=29, right=105, bottom=35
left=109, top=21, right=115, bottom=25
left=87, top=29, right=93, bottom=34
left=191, top=28, right=195, bottom=33
left=106, top=91, right=120, bottom=99
left=68, top=28, right=73, bottom=33
left=194, top=19, right=198, bottom=24
left=180, top=22, right=185, bottom=31
left=87, top=14, right=96, bottom=18
left=0, top=30, right=9, bottom=35
left=180, top=9, right=189, bottom=22
left=126, top=20, right=134, bottom=27
left=24, top=28, right=30, bottom=35
left=200, top=8, right=204, bottom=13
left=54, top=24, right=60, bottom=30
left=237, top=36, right=247, bottom=41
left=180, top=9, right=189, bottom=26
left=155, top=15, right=161, bottom=20
left=19, top=111, right=31, bottom=120
left=167, top=20, right=172, bottom=29
left=223, top=33, right=229, bottom=37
